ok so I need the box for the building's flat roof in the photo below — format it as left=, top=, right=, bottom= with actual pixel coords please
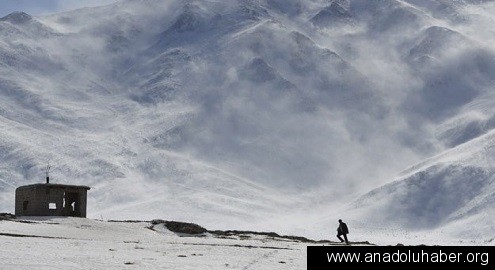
left=16, top=183, right=91, bottom=190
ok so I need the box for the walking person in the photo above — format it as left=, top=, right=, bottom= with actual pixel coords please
left=336, top=219, right=349, bottom=244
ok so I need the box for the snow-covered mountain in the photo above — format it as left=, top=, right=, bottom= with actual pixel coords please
left=352, top=129, right=495, bottom=239
left=1, top=0, right=495, bottom=243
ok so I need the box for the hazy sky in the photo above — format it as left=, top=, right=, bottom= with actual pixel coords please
left=0, top=0, right=119, bottom=17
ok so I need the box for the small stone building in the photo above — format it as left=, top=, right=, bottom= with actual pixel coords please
left=15, top=184, right=90, bottom=217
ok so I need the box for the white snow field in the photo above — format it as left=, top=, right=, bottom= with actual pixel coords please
left=1, top=0, right=495, bottom=252
left=0, top=217, right=362, bottom=269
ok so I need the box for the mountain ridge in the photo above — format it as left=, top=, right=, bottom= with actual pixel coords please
left=0, top=0, right=494, bottom=241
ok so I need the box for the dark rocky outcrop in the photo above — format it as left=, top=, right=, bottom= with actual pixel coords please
left=0, top=213, right=15, bottom=220
left=151, top=219, right=207, bottom=235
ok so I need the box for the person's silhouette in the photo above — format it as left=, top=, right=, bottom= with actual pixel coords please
left=336, top=219, right=349, bottom=244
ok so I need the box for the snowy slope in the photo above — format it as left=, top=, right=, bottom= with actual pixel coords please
left=0, top=0, right=495, bottom=242
left=0, top=217, right=319, bottom=269
left=351, top=128, right=495, bottom=242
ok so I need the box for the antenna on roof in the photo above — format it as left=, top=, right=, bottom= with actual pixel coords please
left=45, top=161, right=51, bottom=184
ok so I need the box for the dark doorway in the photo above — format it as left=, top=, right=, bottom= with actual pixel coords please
left=64, top=192, right=81, bottom=217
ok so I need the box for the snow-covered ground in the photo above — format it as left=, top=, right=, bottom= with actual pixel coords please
left=0, top=217, right=356, bottom=269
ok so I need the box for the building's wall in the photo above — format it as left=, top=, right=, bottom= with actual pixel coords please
left=15, top=187, right=64, bottom=216
left=15, top=186, right=88, bottom=217
left=15, top=188, right=33, bottom=216
left=79, top=190, right=87, bottom=217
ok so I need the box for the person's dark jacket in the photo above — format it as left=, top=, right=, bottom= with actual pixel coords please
left=338, top=222, right=349, bottom=234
